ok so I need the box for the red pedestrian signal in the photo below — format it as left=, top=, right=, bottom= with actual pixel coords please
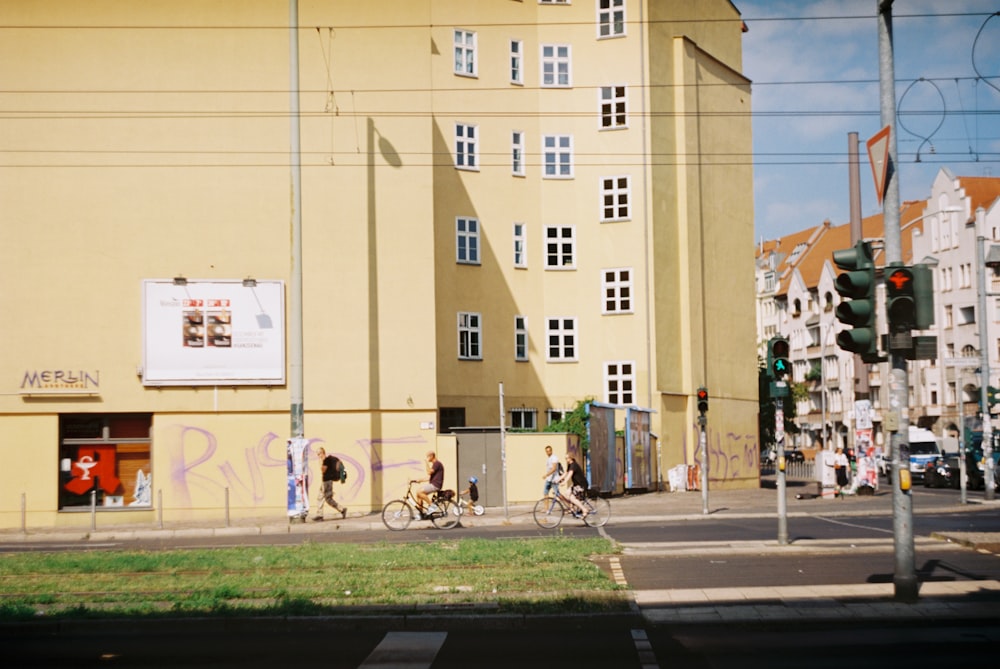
left=697, top=387, right=709, bottom=414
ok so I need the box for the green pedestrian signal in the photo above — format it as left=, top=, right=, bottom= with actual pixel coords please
left=833, top=240, right=878, bottom=361
left=767, top=336, right=791, bottom=380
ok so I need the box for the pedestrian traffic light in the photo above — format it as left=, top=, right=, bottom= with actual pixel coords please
left=886, top=265, right=916, bottom=329
left=696, top=387, right=709, bottom=414
left=833, top=241, right=877, bottom=360
left=912, top=263, right=935, bottom=329
left=767, top=336, right=791, bottom=380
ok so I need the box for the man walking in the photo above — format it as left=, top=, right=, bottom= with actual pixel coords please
left=313, top=447, right=347, bottom=520
left=542, top=445, right=561, bottom=497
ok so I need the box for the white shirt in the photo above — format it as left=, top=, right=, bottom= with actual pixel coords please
left=545, top=454, right=560, bottom=482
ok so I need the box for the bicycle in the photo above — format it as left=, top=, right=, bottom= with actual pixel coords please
left=381, top=480, right=460, bottom=531
left=532, top=487, right=610, bottom=529
left=455, top=491, right=485, bottom=516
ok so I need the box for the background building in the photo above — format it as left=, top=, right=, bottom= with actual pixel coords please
left=0, top=0, right=757, bottom=529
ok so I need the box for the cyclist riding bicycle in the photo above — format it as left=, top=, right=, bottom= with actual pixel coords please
left=416, top=450, right=444, bottom=513
left=557, top=454, right=590, bottom=518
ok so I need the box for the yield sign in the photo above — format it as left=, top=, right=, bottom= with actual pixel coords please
left=866, top=125, right=891, bottom=206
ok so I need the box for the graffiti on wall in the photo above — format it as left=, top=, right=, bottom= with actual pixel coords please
left=685, top=423, right=759, bottom=482
left=164, top=424, right=428, bottom=509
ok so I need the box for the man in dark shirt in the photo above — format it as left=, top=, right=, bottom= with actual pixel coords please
left=417, top=450, right=444, bottom=511
left=313, top=447, right=347, bottom=520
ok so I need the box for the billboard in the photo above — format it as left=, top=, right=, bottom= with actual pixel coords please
left=142, top=280, right=285, bottom=386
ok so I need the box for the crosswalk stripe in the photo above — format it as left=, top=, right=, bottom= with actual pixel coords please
left=631, top=629, right=659, bottom=669
left=358, top=631, right=448, bottom=669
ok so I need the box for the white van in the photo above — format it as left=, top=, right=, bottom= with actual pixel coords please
left=878, top=426, right=942, bottom=480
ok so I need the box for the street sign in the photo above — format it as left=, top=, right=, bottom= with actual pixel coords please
left=866, top=125, right=891, bottom=206
left=942, top=357, right=980, bottom=368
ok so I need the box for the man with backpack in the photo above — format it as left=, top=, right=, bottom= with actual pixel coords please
left=542, top=444, right=561, bottom=497
left=313, top=447, right=347, bottom=520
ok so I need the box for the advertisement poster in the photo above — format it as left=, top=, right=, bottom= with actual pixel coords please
left=142, top=280, right=285, bottom=386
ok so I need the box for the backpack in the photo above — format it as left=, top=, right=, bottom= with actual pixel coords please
left=556, top=462, right=564, bottom=476
left=337, top=458, right=347, bottom=483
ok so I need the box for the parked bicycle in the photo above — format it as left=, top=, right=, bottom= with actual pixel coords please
left=532, top=488, right=610, bottom=529
left=381, top=480, right=460, bottom=531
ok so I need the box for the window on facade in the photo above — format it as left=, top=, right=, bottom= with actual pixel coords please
left=600, top=85, right=627, bottom=128
left=510, top=408, right=537, bottom=430
left=545, top=226, right=576, bottom=268
left=598, top=0, right=626, bottom=37
left=606, top=361, right=634, bottom=405
left=543, top=134, right=573, bottom=178
left=510, top=39, right=523, bottom=84
left=541, top=44, right=571, bottom=87
left=513, top=222, right=527, bottom=268
left=603, top=268, right=632, bottom=313
left=546, top=409, right=567, bottom=425
left=601, top=175, right=630, bottom=221
left=546, top=317, right=577, bottom=361
left=456, top=217, right=480, bottom=264
left=515, top=315, right=529, bottom=361
left=458, top=312, right=482, bottom=360
left=960, top=306, right=976, bottom=325
left=58, top=414, right=152, bottom=510
left=511, top=131, right=525, bottom=176
left=454, top=29, right=477, bottom=76
left=539, top=0, right=569, bottom=4
left=455, top=123, right=478, bottom=170
left=944, top=305, right=953, bottom=328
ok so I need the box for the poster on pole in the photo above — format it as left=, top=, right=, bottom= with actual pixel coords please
left=142, top=280, right=285, bottom=386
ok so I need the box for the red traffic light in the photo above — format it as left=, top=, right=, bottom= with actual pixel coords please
left=696, top=387, right=709, bottom=413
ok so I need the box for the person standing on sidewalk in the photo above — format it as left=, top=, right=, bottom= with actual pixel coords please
left=313, top=447, right=347, bottom=520
left=542, top=445, right=561, bottom=497
left=830, top=446, right=850, bottom=498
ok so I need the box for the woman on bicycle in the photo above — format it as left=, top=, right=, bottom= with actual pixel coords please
left=558, top=455, right=589, bottom=518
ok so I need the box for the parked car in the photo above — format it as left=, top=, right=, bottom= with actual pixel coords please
left=784, top=449, right=805, bottom=463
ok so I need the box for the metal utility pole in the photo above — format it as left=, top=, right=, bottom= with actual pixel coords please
left=289, top=0, right=304, bottom=438
left=878, top=0, right=918, bottom=602
left=977, top=232, right=996, bottom=500
left=775, top=398, right=788, bottom=545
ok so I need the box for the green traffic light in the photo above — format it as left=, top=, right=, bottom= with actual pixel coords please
left=833, top=241, right=877, bottom=358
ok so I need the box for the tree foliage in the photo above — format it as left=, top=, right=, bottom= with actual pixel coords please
left=543, top=397, right=595, bottom=454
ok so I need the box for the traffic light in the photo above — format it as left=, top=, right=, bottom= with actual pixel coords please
left=912, top=263, right=935, bottom=329
left=988, top=386, right=1000, bottom=409
left=767, top=336, right=791, bottom=380
left=696, top=387, right=709, bottom=414
left=885, top=265, right=916, bottom=351
left=833, top=241, right=877, bottom=360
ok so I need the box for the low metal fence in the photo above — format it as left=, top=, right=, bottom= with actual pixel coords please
left=760, top=460, right=816, bottom=480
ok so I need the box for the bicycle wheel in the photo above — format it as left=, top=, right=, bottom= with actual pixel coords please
left=381, top=499, right=413, bottom=531
left=533, top=497, right=563, bottom=529
left=432, top=499, right=460, bottom=530
left=583, top=495, right=611, bottom=528
left=472, top=504, right=485, bottom=516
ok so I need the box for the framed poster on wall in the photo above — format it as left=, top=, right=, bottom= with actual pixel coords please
left=142, top=279, right=285, bottom=386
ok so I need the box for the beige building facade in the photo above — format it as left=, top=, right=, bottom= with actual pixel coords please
left=0, top=0, right=757, bottom=530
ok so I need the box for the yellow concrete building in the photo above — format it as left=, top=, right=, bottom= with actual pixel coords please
left=0, top=0, right=757, bottom=530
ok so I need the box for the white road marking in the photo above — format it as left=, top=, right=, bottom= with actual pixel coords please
left=358, top=631, right=447, bottom=669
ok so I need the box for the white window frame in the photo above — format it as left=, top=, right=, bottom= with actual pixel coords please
left=510, top=39, right=523, bottom=85
left=602, top=267, right=633, bottom=314
left=540, top=44, right=571, bottom=87
left=454, top=29, right=477, bottom=77
left=546, top=317, right=578, bottom=362
left=458, top=312, right=482, bottom=360
left=544, top=226, right=576, bottom=269
left=510, top=408, right=537, bottom=430
left=515, top=315, right=529, bottom=361
left=600, top=175, right=631, bottom=222
left=456, top=217, right=480, bottom=264
left=599, top=85, right=628, bottom=129
left=597, top=0, right=626, bottom=39
left=455, top=123, right=478, bottom=170
left=605, top=361, right=635, bottom=405
left=542, top=134, right=573, bottom=178
left=539, top=0, right=569, bottom=4
left=513, top=222, right=527, bottom=268
left=511, top=131, right=525, bottom=176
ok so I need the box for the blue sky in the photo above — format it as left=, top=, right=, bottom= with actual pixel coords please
left=738, top=0, right=1000, bottom=242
